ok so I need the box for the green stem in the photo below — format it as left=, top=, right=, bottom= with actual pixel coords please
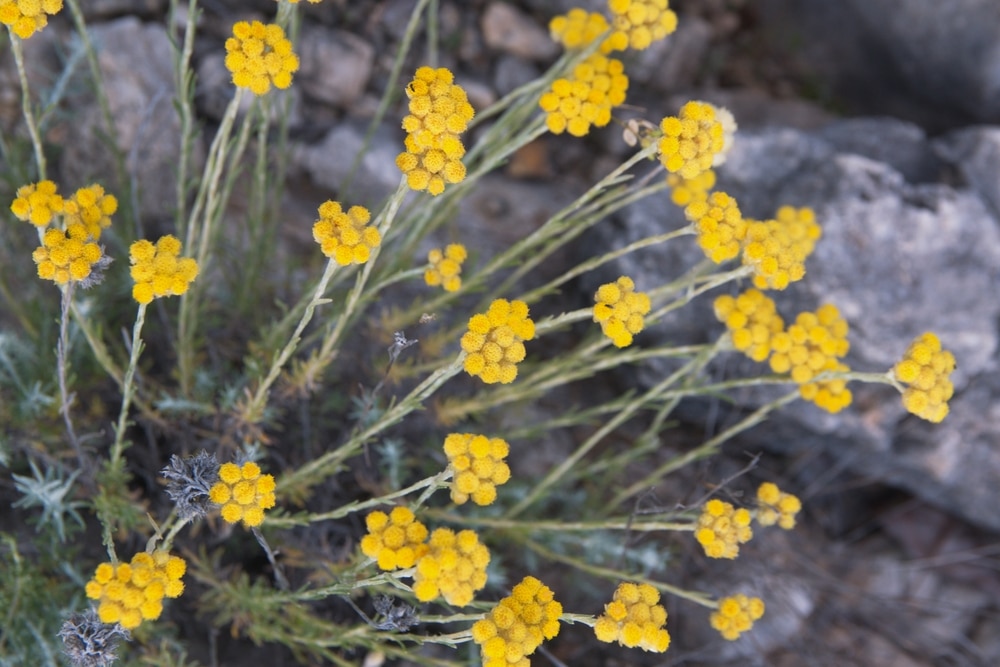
left=110, top=303, right=148, bottom=466
left=9, top=33, right=46, bottom=179
left=422, top=510, right=693, bottom=533
left=56, top=283, right=82, bottom=464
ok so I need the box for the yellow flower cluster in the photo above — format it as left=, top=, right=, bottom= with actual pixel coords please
left=312, top=201, right=380, bottom=265
left=129, top=235, right=199, bottom=305
left=208, top=461, right=276, bottom=528
left=608, top=0, right=678, bottom=51
left=471, top=576, right=562, bottom=667
left=84, top=551, right=186, bottom=630
left=549, top=8, right=614, bottom=53
left=0, top=0, right=62, bottom=39
left=667, top=169, right=715, bottom=207
left=659, top=101, right=725, bottom=181
left=769, top=304, right=852, bottom=413
left=32, top=224, right=103, bottom=285
left=593, top=582, right=670, bottom=652
left=11, top=180, right=63, bottom=226
left=593, top=276, right=651, bottom=348
left=710, top=594, right=765, bottom=641
left=396, top=66, right=473, bottom=196
left=424, top=243, right=467, bottom=292
left=713, top=289, right=784, bottom=363
left=360, top=507, right=429, bottom=570
left=892, top=332, right=955, bottom=423
left=281, top=0, right=322, bottom=3
left=695, top=499, right=752, bottom=559
left=684, top=190, right=746, bottom=263
left=443, top=433, right=511, bottom=506
left=539, top=53, right=628, bottom=137
left=413, top=528, right=490, bottom=606
left=64, top=184, right=118, bottom=240
left=461, top=299, right=535, bottom=384
left=224, top=20, right=299, bottom=96
left=742, top=206, right=822, bottom=290
left=755, top=482, right=801, bottom=529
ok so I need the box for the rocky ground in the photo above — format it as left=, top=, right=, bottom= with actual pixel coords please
left=3, top=1, right=1000, bottom=665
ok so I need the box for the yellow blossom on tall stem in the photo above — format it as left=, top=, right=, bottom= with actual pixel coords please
left=607, top=0, right=678, bottom=51
left=710, top=594, right=765, bottom=640
left=593, top=582, right=671, bottom=652
left=32, top=224, right=103, bottom=285
left=424, top=243, right=467, bottom=292
left=892, top=332, right=955, bottom=423
left=412, top=528, right=490, bottom=606
left=129, top=235, right=199, bottom=305
left=63, top=184, right=118, bottom=240
left=359, top=507, right=429, bottom=570
left=539, top=53, right=628, bottom=137
left=471, top=576, right=562, bottom=666
left=224, top=20, right=299, bottom=95
left=443, top=433, right=511, bottom=506
left=84, top=551, right=186, bottom=630
left=593, top=276, right=651, bottom=348
left=659, top=101, right=726, bottom=181
left=312, top=201, right=380, bottom=265
left=0, top=0, right=63, bottom=39
left=10, top=180, right=64, bottom=226
left=208, top=461, right=277, bottom=528
left=695, top=498, right=753, bottom=559
left=461, top=299, right=535, bottom=384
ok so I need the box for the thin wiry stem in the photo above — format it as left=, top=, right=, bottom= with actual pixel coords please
left=110, top=303, right=148, bottom=467
left=56, top=283, right=82, bottom=465
left=9, top=33, right=46, bottom=179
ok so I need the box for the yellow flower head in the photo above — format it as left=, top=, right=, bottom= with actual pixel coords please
left=892, top=332, right=955, bottom=423
left=63, top=184, right=118, bottom=240
left=359, top=506, right=430, bottom=571
left=461, top=298, right=535, bottom=384
left=667, top=169, right=715, bottom=207
left=312, top=200, right=380, bottom=265
left=710, top=594, right=765, bottom=641
left=0, top=0, right=63, bottom=39
left=769, top=304, right=852, bottom=413
left=443, top=433, right=511, bottom=506
left=684, top=190, right=746, bottom=263
left=208, top=461, right=276, bottom=528
left=84, top=551, right=186, bottom=630
left=224, top=20, right=299, bottom=96
left=31, top=223, right=103, bottom=286
left=10, top=180, right=64, bottom=226
left=755, top=482, right=802, bottom=530
left=593, top=276, right=651, bottom=348
left=549, top=8, right=616, bottom=53
left=593, top=582, right=670, bottom=652
left=713, top=289, right=784, bottom=363
left=659, top=101, right=725, bottom=181
left=471, top=575, right=562, bottom=666
left=396, top=66, right=473, bottom=196
left=412, top=528, right=490, bottom=607
left=129, top=235, right=198, bottom=304
left=695, top=498, right=753, bottom=559
left=742, top=206, right=822, bottom=290
left=424, top=243, right=467, bottom=292
left=539, top=53, right=628, bottom=137
left=607, top=0, right=678, bottom=51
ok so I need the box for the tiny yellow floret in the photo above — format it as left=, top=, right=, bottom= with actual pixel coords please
left=755, top=482, right=802, bottom=529
left=892, top=332, right=955, bottom=423
left=593, top=275, right=651, bottom=347
left=540, top=53, right=627, bottom=137
left=360, top=507, right=429, bottom=570
left=424, top=243, right=467, bottom=292
left=129, top=235, right=198, bottom=304
left=412, top=528, right=489, bottom=606
left=461, top=299, right=535, bottom=384
left=659, top=101, right=725, bottom=181
left=85, top=551, right=185, bottom=630
left=10, top=180, right=64, bottom=226
left=312, top=201, right=380, bottom=265
left=695, top=499, right=752, bottom=559
left=607, top=0, right=678, bottom=51
left=594, top=582, right=670, bottom=652
left=472, top=575, right=562, bottom=666
left=710, top=594, right=765, bottom=640
left=208, top=461, right=276, bottom=528
left=442, top=433, right=511, bottom=505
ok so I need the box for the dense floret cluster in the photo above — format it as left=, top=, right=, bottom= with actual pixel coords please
left=10, top=180, right=64, bottom=226
left=607, top=0, right=678, bottom=51
left=424, top=243, right=467, bottom=292
left=461, top=299, right=536, bottom=384
left=471, top=576, right=562, bottom=667
left=769, top=304, right=852, bottom=413
left=128, top=235, right=199, bottom=304
left=539, top=53, right=628, bottom=137
left=695, top=499, right=753, bottom=559
left=84, top=551, right=186, bottom=630
left=710, top=594, right=765, bottom=640
left=312, top=201, right=381, bottom=265
left=360, top=507, right=429, bottom=570
left=593, top=276, right=651, bottom=348
left=413, top=528, right=490, bottom=606
left=684, top=190, right=746, bottom=263
left=0, top=0, right=63, bottom=39
left=396, top=67, right=473, bottom=196
left=208, top=461, right=277, bottom=528
left=755, top=482, right=801, bottom=529
left=742, top=206, right=822, bottom=290
left=667, top=169, right=715, bottom=207
left=549, top=8, right=614, bottom=52
left=658, top=101, right=725, bottom=181
left=713, top=289, right=784, bottom=363
left=224, top=20, right=299, bottom=95
left=443, top=433, right=511, bottom=506
left=892, top=332, right=955, bottom=423
left=32, top=224, right=103, bottom=285
left=593, top=582, right=671, bottom=652
left=64, top=184, right=118, bottom=240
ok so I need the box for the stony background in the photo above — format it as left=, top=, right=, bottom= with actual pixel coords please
left=2, top=1, right=999, bottom=665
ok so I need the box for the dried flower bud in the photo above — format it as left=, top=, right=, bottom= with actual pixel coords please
left=161, top=451, right=220, bottom=520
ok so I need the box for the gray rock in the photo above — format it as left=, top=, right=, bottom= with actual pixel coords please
left=588, top=118, right=1000, bottom=531
left=380, top=0, right=420, bottom=41
left=757, top=0, right=1000, bottom=128
left=933, top=126, right=1000, bottom=218
left=294, top=121, right=403, bottom=208
left=624, top=15, right=713, bottom=94
left=298, top=27, right=375, bottom=109
left=492, top=54, right=541, bottom=97
left=481, top=2, right=559, bottom=62
left=59, top=17, right=193, bottom=228
left=78, top=0, right=166, bottom=20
